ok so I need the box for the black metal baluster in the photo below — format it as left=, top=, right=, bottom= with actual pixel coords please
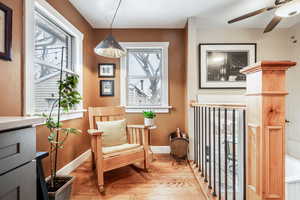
left=213, top=107, right=217, bottom=196
left=199, top=107, right=202, bottom=169
left=218, top=108, right=222, bottom=200
left=201, top=107, right=204, bottom=177
left=208, top=107, right=212, bottom=189
left=194, top=107, right=197, bottom=165
left=195, top=107, right=198, bottom=167
left=232, top=109, right=236, bottom=200
left=243, top=110, right=246, bottom=200
left=204, top=107, right=208, bottom=182
left=224, top=109, right=228, bottom=200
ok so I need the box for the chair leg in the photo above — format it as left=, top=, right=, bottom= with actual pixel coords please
left=95, top=135, right=104, bottom=193
left=143, top=128, right=150, bottom=171
left=99, top=185, right=105, bottom=193
left=144, top=157, right=149, bottom=171
left=97, top=167, right=104, bottom=193
left=91, top=152, right=96, bottom=170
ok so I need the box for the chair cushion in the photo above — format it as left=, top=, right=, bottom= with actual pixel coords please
left=96, top=119, right=127, bottom=147
left=102, top=143, right=141, bottom=155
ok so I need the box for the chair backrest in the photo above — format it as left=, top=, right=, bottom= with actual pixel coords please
left=88, top=106, right=126, bottom=129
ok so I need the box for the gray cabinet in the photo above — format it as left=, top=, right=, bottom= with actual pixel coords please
left=0, top=128, right=35, bottom=175
left=0, top=161, right=36, bottom=200
left=0, top=123, right=39, bottom=200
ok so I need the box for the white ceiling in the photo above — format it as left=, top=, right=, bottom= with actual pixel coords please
left=69, top=0, right=300, bottom=29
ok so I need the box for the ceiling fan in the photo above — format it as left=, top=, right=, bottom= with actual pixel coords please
left=228, top=0, right=300, bottom=33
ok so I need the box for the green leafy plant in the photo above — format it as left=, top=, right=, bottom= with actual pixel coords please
left=43, top=73, right=82, bottom=190
left=143, top=111, right=156, bottom=119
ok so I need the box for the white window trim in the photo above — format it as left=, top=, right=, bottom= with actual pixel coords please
left=24, top=0, right=84, bottom=121
left=120, top=42, right=171, bottom=113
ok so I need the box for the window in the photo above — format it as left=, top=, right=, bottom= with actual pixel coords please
left=120, top=42, right=170, bottom=113
left=25, top=0, right=84, bottom=120
left=33, top=11, right=73, bottom=113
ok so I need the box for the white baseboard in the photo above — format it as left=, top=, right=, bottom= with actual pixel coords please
left=56, top=149, right=91, bottom=176
left=150, top=146, right=170, bottom=154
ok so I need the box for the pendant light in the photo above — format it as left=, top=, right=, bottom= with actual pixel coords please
left=94, top=0, right=126, bottom=58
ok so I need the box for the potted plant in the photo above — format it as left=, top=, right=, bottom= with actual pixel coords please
left=143, top=111, right=156, bottom=126
left=43, top=48, right=82, bottom=200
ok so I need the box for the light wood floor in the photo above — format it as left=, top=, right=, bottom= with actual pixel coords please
left=70, top=154, right=206, bottom=200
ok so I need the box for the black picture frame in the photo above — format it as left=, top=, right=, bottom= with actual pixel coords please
left=100, top=80, right=114, bottom=96
left=199, top=43, right=257, bottom=89
left=0, top=2, right=12, bottom=61
left=98, top=63, right=116, bottom=78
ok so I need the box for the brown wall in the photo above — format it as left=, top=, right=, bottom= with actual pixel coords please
left=0, top=0, right=95, bottom=175
left=0, top=0, right=23, bottom=116
left=93, top=29, right=186, bottom=146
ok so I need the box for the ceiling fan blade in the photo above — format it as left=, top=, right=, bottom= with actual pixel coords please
left=264, top=16, right=282, bottom=33
left=228, top=8, right=268, bottom=24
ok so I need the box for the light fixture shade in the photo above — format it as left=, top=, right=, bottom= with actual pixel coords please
left=275, top=0, right=300, bottom=18
left=94, top=34, right=126, bottom=58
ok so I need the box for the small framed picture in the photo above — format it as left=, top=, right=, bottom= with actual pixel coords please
left=199, top=43, right=256, bottom=89
left=98, top=63, right=115, bottom=78
left=0, top=2, right=12, bottom=61
left=100, top=80, right=114, bottom=96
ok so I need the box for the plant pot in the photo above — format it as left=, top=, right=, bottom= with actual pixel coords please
left=144, top=118, right=154, bottom=126
left=47, top=176, right=75, bottom=200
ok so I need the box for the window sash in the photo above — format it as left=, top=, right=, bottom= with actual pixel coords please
left=34, top=10, right=74, bottom=72
left=120, top=42, right=169, bottom=113
left=126, top=78, right=162, bottom=107
left=24, top=0, right=84, bottom=117
left=125, top=48, right=163, bottom=107
left=33, top=9, right=77, bottom=114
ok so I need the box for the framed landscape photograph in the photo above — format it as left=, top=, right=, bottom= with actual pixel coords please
left=98, top=63, right=115, bottom=78
left=100, top=80, right=114, bottom=96
left=0, top=2, right=12, bottom=61
left=199, top=43, right=256, bottom=89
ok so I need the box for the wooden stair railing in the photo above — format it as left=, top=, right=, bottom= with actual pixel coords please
left=241, top=61, right=296, bottom=200
left=190, top=61, right=296, bottom=200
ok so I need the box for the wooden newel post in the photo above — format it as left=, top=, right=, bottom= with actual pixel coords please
left=241, top=61, right=296, bottom=200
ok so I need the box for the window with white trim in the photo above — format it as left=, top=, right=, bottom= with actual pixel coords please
left=120, top=42, right=170, bottom=113
left=25, top=0, right=84, bottom=119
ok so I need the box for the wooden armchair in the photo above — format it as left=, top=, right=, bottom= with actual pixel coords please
left=88, top=106, right=150, bottom=192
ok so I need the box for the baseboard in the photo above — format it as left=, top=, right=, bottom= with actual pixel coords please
left=56, top=149, right=91, bottom=176
left=150, top=146, right=170, bottom=154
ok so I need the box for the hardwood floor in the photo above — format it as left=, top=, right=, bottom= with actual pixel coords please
left=70, top=154, right=206, bottom=200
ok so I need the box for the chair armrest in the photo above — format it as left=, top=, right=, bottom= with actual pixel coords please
left=127, top=125, right=150, bottom=129
left=87, top=129, right=103, bottom=136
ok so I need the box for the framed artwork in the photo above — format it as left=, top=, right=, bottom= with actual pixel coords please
left=0, top=2, right=12, bottom=61
left=199, top=43, right=256, bottom=89
left=100, top=80, right=114, bottom=96
left=98, top=63, right=115, bottom=78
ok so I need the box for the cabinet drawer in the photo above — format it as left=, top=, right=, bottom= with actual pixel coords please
left=0, top=161, right=36, bottom=200
left=0, top=128, right=35, bottom=175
